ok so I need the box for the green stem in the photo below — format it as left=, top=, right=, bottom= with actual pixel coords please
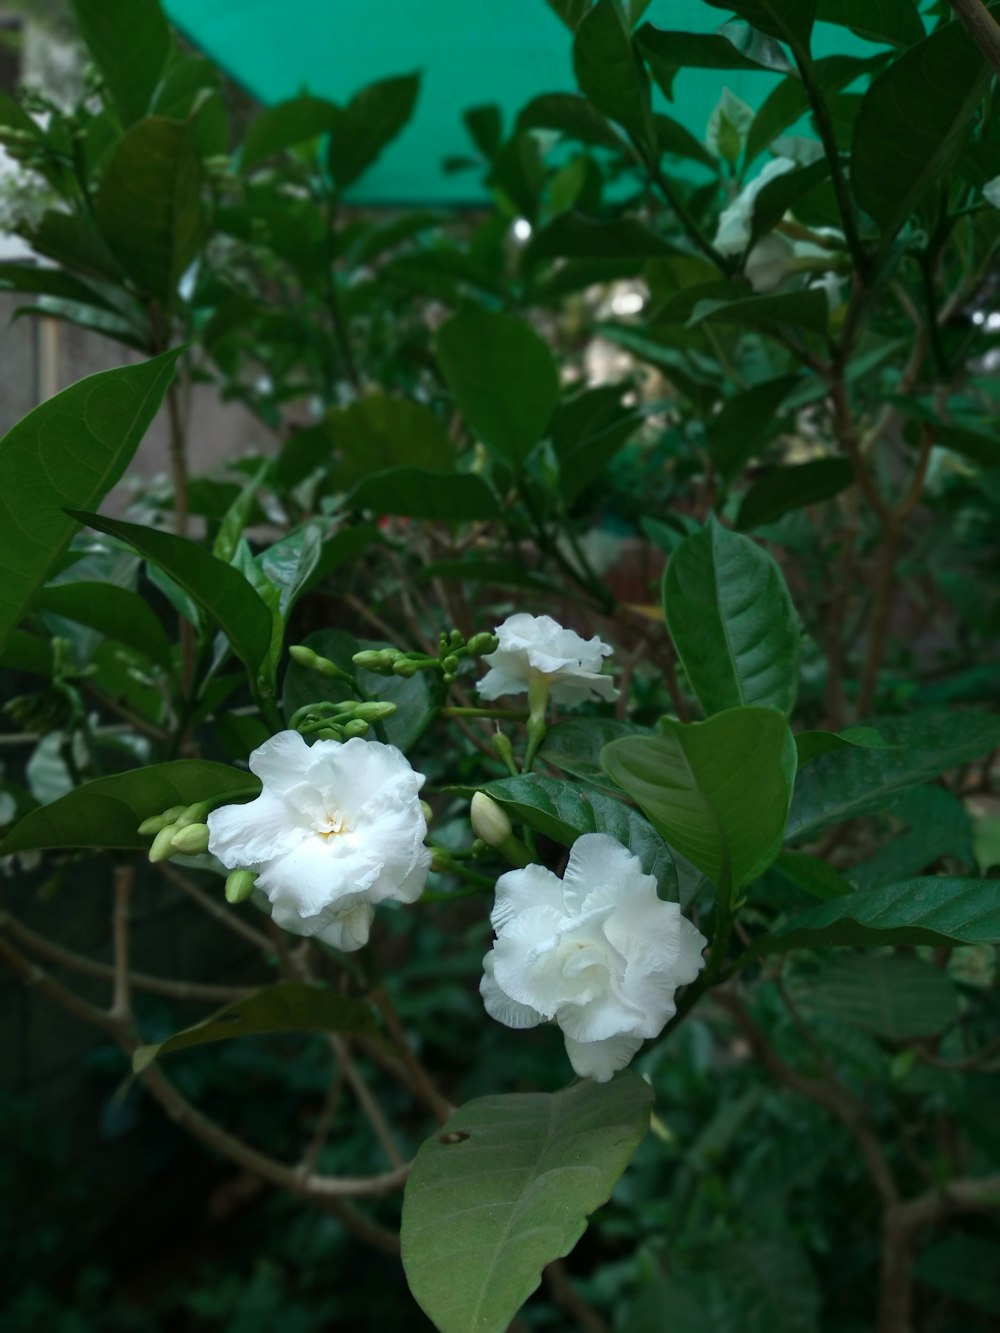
left=441, top=706, right=528, bottom=721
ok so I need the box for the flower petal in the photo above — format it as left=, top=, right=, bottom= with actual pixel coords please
left=316, top=901, right=375, bottom=952
left=207, top=789, right=309, bottom=868
left=247, top=729, right=313, bottom=793
left=480, top=950, right=544, bottom=1030
left=563, top=1032, right=643, bottom=1082
left=562, top=833, right=646, bottom=914
left=491, top=862, right=565, bottom=933
left=258, top=835, right=380, bottom=921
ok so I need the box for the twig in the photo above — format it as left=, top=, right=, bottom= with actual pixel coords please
left=545, top=1259, right=609, bottom=1333
left=157, top=863, right=274, bottom=955
left=948, top=0, right=1000, bottom=76
left=110, top=864, right=135, bottom=1023
left=372, top=986, right=455, bottom=1125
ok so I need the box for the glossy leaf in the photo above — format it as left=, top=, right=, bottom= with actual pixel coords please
left=849, top=784, right=973, bottom=890
left=816, top=0, right=923, bottom=48
left=737, top=458, right=853, bottom=531
left=401, top=1073, right=652, bottom=1333
left=602, top=707, right=797, bottom=891
left=787, top=709, right=1000, bottom=842
left=240, top=94, right=342, bottom=171
left=479, top=773, right=678, bottom=897
left=69, top=512, right=274, bottom=677
left=703, top=0, right=816, bottom=50
left=772, top=849, right=854, bottom=900
left=795, top=725, right=887, bottom=765
left=638, top=26, right=779, bottom=101
left=851, top=20, right=989, bottom=238
left=690, top=288, right=831, bottom=335
left=73, top=0, right=170, bottom=125
left=789, top=954, right=958, bottom=1040
left=96, top=117, right=206, bottom=304
left=327, top=73, right=421, bottom=189
left=0, top=351, right=179, bottom=653
left=436, top=308, right=559, bottom=467
left=349, top=468, right=499, bottom=521
left=573, top=0, right=652, bottom=142
left=541, top=717, right=643, bottom=785
left=35, top=581, right=172, bottom=671
left=664, top=518, right=800, bottom=717
left=133, top=983, right=383, bottom=1072
left=1, top=760, right=257, bottom=854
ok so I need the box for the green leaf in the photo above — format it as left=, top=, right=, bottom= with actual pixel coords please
left=602, top=707, right=797, bottom=890
left=527, top=213, right=674, bottom=263
left=707, top=375, right=801, bottom=479
left=573, top=0, right=652, bottom=142
left=327, top=73, right=420, bottom=190
left=349, top=468, right=499, bottom=521
left=0, top=262, right=119, bottom=313
left=541, top=717, right=643, bottom=785
left=816, top=0, right=924, bottom=48
left=787, top=708, right=1000, bottom=842
left=703, top=0, right=816, bottom=50
left=96, top=117, right=206, bottom=304
left=479, top=773, right=678, bottom=897
left=550, top=384, right=641, bottom=499
left=436, top=308, right=560, bottom=467
left=133, top=983, right=383, bottom=1072
left=772, top=849, right=854, bottom=900
left=328, top=395, right=454, bottom=479
left=849, top=784, right=973, bottom=890
left=35, top=581, right=172, bottom=671
left=795, top=725, right=887, bottom=766
left=1, top=760, right=256, bottom=855
left=690, top=288, right=831, bottom=335
left=789, top=953, right=958, bottom=1040
left=240, top=94, right=342, bottom=171
left=73, top=0, right=170, bottom=125
left=515, top=93, right=623, bottom=149
left=638, top=26, right=779, bottom=101
left=749, top=159, right=831, bottom=248
left=0, top=351, right=180, bottom=653
left=68, top=512, right=274, bottom=677
left=401, top=1073, right=652, bottom=1333
left=851, top=19, right=990, bottom=238
left=664, top=518, right=800, bottom=717
left=737, top=458, right=853, bottom=531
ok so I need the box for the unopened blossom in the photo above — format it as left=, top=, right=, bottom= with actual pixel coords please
left=714, top=156, right=796, bottom=254
left=480, top=833, right=707, bottom=1082
left=477, top=613, right=617, bottom=706
left=207, top=730, right=430, bottom=951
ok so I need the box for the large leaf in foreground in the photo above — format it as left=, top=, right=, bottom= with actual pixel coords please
left=748, top=877, right=1000, bottom=958
left=69, top=512, right=274, bottom=678
left=787, top=708, right=1000, bottom=842
left=0, top=351, right=179, bottom=652
left=133, top=983, right=383, bottom=1072
left=401, top=1072, right=652, bottom=1333
left=602, top=707, right=796, bottom=891
left=664, top=517, right=800, bottom=717
left=35, top=580, right=173, bottom=670
left=0, top=760, right=257, bottom=854
left=479, top=773, right=677, bottom=897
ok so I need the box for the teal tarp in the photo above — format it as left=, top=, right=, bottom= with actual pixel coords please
left=163, top=0, right=868, bottom=204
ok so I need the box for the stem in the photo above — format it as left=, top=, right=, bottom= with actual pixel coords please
left=631, top=136, right=734, bottom=274
left=110, top=864, right=135, bottom=1023
left=371, top=986, right=454, bottom=1126
left=157, top=863, right=275, bottom=954
left=948, top=0, right=1000, bottom=76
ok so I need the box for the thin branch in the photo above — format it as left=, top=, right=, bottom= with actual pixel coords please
left=948, top=0, right=1000, bottom=76
left=158, top=863, right=274, bottom=955
left=545, top=1259, right=609, bottom=1333
left=372, top=986, right=455, bottom=1126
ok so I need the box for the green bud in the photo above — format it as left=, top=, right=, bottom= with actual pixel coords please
left=392, top=657, right=418, bottom=678
left=174, top=801, right=212, bottom=830
left=341, top=719, right=369, bottom=738
left=352, top=649, right=395, bottom=674
left=170, top=822, right=211, bottom=855
left=291, top=644, right=352, bottom=681
left=491, top=731, right=518, bottom=775
left=466, top=631, right=500, bottom=656
left=441, top=654, right=460, bottom=674
left=138, top=812, right=173, bottom=836
left=162, top=805, right=186, bottom=823
left=448, top=629, right=464, bottom=648
left=289, top=644, right=320, bottom=670
left=470, top=792, right=513, bottom=848
left=148, top=825, right=180, bottom=863
left=352, top=701, right=398, bottom=722
left=225, top=869, right=258, bottom=904
left=420, top=800, right=432, bottom=824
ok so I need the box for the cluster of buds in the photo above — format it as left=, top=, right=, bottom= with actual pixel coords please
left=139, top=801, right=215, bottom=862
left=289, top=697, right=397, bottom=741
left=353, top=630, right=499, bottom=686
left=5, top=686, right=74, bottom=735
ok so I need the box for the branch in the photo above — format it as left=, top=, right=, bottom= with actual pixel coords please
left=110, top=864, right=135, bottom=1023
left=158, top=863, right=274, bottom=954
left=948, top=0, right=1000, bottom=76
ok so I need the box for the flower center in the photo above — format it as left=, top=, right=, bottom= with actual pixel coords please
left=316, top=810, right=347, bottom=840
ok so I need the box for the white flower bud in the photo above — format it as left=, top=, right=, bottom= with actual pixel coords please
left=170, top=822, right=210, bottom=855
left=470, top=792, right=513, bottom=848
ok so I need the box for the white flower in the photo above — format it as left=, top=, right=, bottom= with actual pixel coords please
left=477, top=613, right=617, bottom=706
left=207, top=730, right=430, bottom=951
left=714, top=156, right=797, bottom=254
left=480, top=833, right=707, bottom=1082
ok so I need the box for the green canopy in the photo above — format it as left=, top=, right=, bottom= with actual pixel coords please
left=163, top=0, right=867, bottom=204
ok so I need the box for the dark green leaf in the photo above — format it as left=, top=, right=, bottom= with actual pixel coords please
left=541, top=717, right=643, bottom=785
left=602, top=707, right=797, bottom=890
left=638, top=26, right=781, bottom=101
left=349, top=468, right=499, bottom=521
left=327, top=73, right=421, bottom=190
left=690, top=288, right=831, bottom=334
left=73, top=0, right=170, bottom=125
left=789, top=953, right=958, bottom=1040
left=773, top=849, right=854, bottom=899
left=573, top=0, right=652, bottom=142
left=546, top=0, right=592, bottom=31
left=0, top=262, right=119, bottom=312
left=401, top=1073, right=652, bottom=1333
left=816, top=0, right=924, bottom=48
left=463, top=104, right=504, bottom=158
left=849, top=785, right=973, bottom=890
left=133, top=983, right=383, bottom=1072
left=68, top=512, right=274, bottom=677
left=515, top=93, right=623, bottom=149
left=96, top=117, right=206, bottom=304
left=480, top=773, right=678, bottom=897
left=328, top=395, right=454, bottom=480
left=35, top=581, right=172, bottom=671
left=914, top=1236, right=1000, bottom=1316
left=737, top=458, right=853, bottom=530
left=240, top=94, right=342, bottom=171
left=795, top=725, right=888, bottom=765
left=527, top=213, right=674, bottom=264
left=707, top=374, right=800, bottom=478
left=436, top=308, right=559, bottom=467
left=664, top=518, right=800, bottom=717
left=851, top=20, right=990, bottom=238
left=655, top=112, right=718, bottom=168
left=0, top=351, right=179, bottom=652
left=787, top=709, right=1000, bottom=842
left=1, top=760, right=256, bottom=854
left=703, top=0, right=816, bottom=50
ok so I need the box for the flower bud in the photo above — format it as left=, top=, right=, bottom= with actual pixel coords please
left=170, top=822, right=211, bottom=855
left=173, top=801, right=212, bottom=830
left=466, top=631, right=500, bottom=656
left=148, top=825, right=180, bottom=863
left=470, top=792, right=513, bottom=848
left=352, top=649, right=395, bottom=674
left=392, top=657, right=419, bottom=678
left=225, top=869, right=258, bottom=904
left=341, top=719, right=369, bottom=738
left=289, top=644, right=320, bottom=670
left=441, top=654, right=460, bottom=674
left=352, top=701, right=398, bottom=722
left=419, top=800, right=432, bottom=823
left=138, top=809, right=177, bottom=836
left=491, top=731, right=517, bottom=775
